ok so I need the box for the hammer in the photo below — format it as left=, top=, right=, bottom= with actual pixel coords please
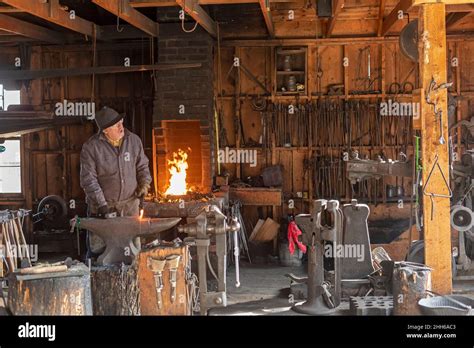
left=19, top=257, right=73, bottom=275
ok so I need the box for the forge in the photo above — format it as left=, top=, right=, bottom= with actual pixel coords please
left=149, top=119, right=226, bottom=218
left=144, top=197, right=226, bottom=219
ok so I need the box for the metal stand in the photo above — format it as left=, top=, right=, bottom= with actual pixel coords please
left=178, top=205, right=240, bottom=315
left=292, top=199, right=343, bottom=315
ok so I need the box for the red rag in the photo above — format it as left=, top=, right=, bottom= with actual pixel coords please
left=287, top=221, right=307, bottom=255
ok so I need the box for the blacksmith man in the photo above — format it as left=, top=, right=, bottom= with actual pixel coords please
left=80, top=106, right=152, bottom=258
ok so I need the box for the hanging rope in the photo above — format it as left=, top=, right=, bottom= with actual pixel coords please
left=91, top=24, right=97, bottom=103
left=181, top=0, right=198, bottom=33
left=116, top=0, right=124, bottom=32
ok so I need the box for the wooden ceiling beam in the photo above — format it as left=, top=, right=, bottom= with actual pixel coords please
left=412, top=0, right=474, bottom=5
left=446, top=4, right=474, bottom=12
left=175, top=0, right=217, bottom=37
left=130, top=0, right=177, bottom=6
left=377, top=0, right=387, bottom=36
left=130, top=0, right=294, bottom=6
left=326, top=0, right=344, bottom=37
left=0, top=13, right=65, bottom=43
left=446, top=11, right=471, bottom=28
left=259, top=0, right=275, bottom=38
left=92, top=0, right=158, bottom=37
left=1, top=0, right=98, bottom=38
left=0, top=6, right=22, bottom=12
left=381, top=0, right=474, bottom=36
left=380, top=0, right=413, bottom=36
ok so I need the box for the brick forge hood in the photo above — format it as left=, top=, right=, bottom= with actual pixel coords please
left=153, top=24, right=214, bottom=195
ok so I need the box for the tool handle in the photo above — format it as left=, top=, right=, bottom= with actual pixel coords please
left=19, top=265, right=68, bottom=275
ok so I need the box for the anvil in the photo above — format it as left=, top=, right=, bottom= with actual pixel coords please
left=77, top=216, right=181, bottom=265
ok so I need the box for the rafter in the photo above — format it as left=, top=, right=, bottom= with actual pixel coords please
left=380, top=0, right=413, bottom=36
left=0, top=6, right=22, bottom=12
left=381, top=0, right=474, bottom=36
left=92, top=0, right=158, bottom=37
left=326, top=0, right=344, bottom=37
left=0, top=13, right=65, bottom=43
left=131, top=0, right=181, bottom=5
left=175, top=0, right=217, bottom=37
left=446, top=11, right=471, bottom=28
left=412, top=0, right=474, bottom=5
left=1, top=0, right=98, bottom=38
left=130, top=0, right=294, bottom=6
left=258, top=0, right=274, bottom=38
left=446, top=4, right=474, bottom=12
left=377, top=0, right=387, bottom=36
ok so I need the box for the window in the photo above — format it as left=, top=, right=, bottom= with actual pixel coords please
left=0, top=84, right=20, bottom=111
left=0, top=85, right=20, bottom=110
left=0, top=139, right=21, bottom=193
left=0, top=84, right=22, bottom=194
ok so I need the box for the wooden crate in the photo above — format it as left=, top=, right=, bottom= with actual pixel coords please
left=137, top=245, right=190, bottom=315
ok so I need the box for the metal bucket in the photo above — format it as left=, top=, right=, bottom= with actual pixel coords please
left=392, top=262, right=432, bottom=315
left=418, top=295, right=474, bottom=316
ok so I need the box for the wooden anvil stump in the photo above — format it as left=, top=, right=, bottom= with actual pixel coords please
left=90, top=263, right=140, bottom=315
left=8, top=263, right=92, bottom=315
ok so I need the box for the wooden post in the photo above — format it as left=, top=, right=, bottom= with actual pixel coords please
left=235, top=47, right=242, bottom=180
left=455, top=43, right=461, bottom=161
left=418, top=2, right=452, bottom=294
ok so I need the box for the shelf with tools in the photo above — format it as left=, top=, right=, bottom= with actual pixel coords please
left=216, top=93, right=415, bottom=100
left=216, top=41, right=473, bottom=221
left=274, top=47, right=307, bottom=96
left=276, top=71, right=305, bottom=75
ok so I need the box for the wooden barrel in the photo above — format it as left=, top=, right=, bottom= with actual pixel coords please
left=392, top=262, right=432, bottom=315
left=90, top=263, right=140, bottom=315
left=8, top=263, right=92, bottom=315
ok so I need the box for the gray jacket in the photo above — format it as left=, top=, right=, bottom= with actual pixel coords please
left=80, top=129, right=152, bottom=209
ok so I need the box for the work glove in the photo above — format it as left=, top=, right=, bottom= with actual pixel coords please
left=135, top=183, right=150, bottom=198
left=97, top=204, right=109, bottom=219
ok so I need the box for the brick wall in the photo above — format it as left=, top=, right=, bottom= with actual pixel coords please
left=153, top=24, right=214, bottom=194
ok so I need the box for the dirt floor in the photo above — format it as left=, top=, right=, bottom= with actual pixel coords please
left=210, top=263, right=350, bottom=316
left=1, top=262, right=473, bottom=316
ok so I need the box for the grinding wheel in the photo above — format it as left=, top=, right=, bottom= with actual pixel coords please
left=451, top=205, right=474, bottom=232
left=400, top=20, right=418, bottom=62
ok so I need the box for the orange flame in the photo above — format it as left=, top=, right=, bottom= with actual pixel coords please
left=165, top=149, right=189, bottom=196
left=139, top=209, right=144, bottom=219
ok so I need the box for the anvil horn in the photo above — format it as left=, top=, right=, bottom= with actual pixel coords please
left=77, top=216, right=181, bottom=265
